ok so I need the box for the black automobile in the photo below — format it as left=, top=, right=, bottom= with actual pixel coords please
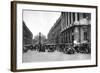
left=23, top=44, right=33, bottom=53
left=65, top=47, right=76, bottom=54
left=79, top=43, right=91, bottom=54
left=48, top=45, right=55, bottom=52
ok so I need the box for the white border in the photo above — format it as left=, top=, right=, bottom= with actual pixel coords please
left=17, top=3, right=96, bottom=69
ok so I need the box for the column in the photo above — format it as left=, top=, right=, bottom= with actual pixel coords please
left=75, top=13, right=78, bottom=21
left=71, top=12, right=73, bottom=24
left=64, top=13, right=66, bottom=29
left=66, top=12, right=68, bottom=27
left=68, top=12, right=70, bottom=27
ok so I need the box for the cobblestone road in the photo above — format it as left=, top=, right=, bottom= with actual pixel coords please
left=22, top=50, right=91, bottom=63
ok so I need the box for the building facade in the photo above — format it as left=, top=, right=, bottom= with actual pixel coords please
left=60, top=12, right=91, bottom=46
left=48, top=16, right=62, bottom=44
left=48, top=12, right=91, bottom=48
left=23, top=21, right=33, bottom=46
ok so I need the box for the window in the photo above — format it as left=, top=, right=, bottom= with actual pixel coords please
left=84, top=31, right=88, bottom=40
left=66, top=32, right=67, bottom=43
left=83, top=13, right=87, bottom=18
left=72, top=28, right=74, bottom=43
left=69, top=32, right=70, bottom=43
left=72, top=35, right=74, bottom=43
left=77, top=13, right=79, bottom=21
left=73, top=13, right=75, bottom=22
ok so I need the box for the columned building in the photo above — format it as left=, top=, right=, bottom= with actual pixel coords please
left=48, top=12, right=91, bottom=48
left=60, top=12, right=91, bottom=46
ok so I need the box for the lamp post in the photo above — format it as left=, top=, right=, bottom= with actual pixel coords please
left=39, top=32, right=41, bottom=44
left=39, top=32, right=41, bottom=50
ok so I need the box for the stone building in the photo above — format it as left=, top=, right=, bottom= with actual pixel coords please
left=48, top=12, right=91, bottom=47
left=23, top=21, right=33, bottom=46
left=60, top=12, right=91, bottom=46
left=48, top=16, right=62, bottom=44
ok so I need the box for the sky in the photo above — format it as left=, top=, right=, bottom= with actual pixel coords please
left=23, top=10, right=61, bottom=39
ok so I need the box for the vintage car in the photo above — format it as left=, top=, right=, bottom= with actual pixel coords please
left=23, top=44, right=33, bottom=53
left=79, top=43, right=91, bottom=54
left=64, top=47, right=76, bottom=54
left=45, top=44, right=56, bottom=52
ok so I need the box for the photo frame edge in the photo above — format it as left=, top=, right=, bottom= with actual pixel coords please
left=11, top=1, right=98, bottom=72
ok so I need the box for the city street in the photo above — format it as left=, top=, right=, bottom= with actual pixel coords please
left=22, top=50, right=91, bottom=63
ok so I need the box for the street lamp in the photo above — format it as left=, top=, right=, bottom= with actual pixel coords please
left=39, top=32, right=41, bottom=50
left=39, top=32, right=41, bottom=44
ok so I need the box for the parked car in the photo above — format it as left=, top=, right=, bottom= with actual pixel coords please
left=79, top=43, right=91, bottom=54
left=48, top=45, right=55, bottom=52
left=73, top=45, right=80, bottom=53
left=65, top=47, right=76, bottom=54
left=23, top=46, right=28, bottom=53
left=23, top=44, right=33, bottom=53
